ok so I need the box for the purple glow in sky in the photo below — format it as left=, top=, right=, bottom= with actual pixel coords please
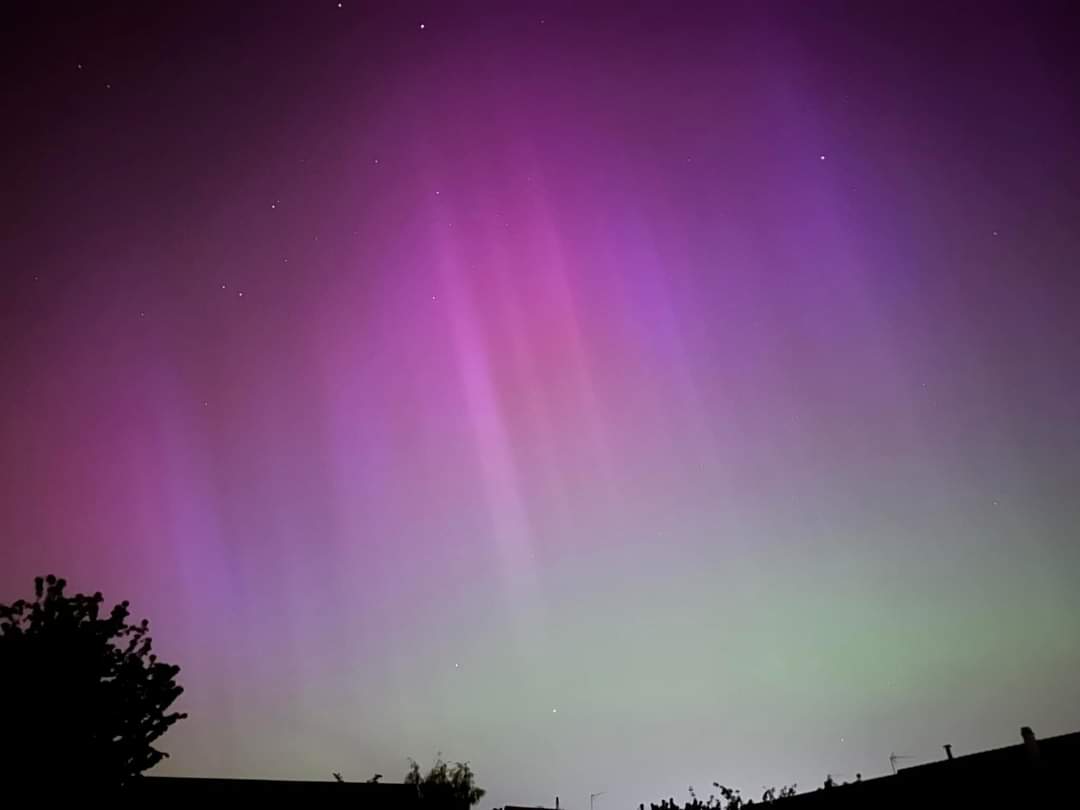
left=2, top=3, right=1080, bottom=808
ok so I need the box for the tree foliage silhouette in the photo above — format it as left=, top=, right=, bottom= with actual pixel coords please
left=0, top=575, right=187, bottom=790
left=405, top=754, right=486, bottom=808
left=648, top=781, right=797, bottom=810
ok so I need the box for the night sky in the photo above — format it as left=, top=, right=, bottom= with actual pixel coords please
left=3, top=2, right=1080, bottom=807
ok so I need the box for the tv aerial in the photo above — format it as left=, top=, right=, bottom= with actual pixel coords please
left=889, top=752, right=915, bottom=774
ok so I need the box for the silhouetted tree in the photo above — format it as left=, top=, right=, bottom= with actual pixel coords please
left=760, top=785, right=797, bottom=802
left=405, top=754, right=486, bottom=808
left=0, top=575, right=187, bottom=792
left=650, top=781, right=796, bottom=810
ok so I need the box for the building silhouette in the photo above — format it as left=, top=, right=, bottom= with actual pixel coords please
left=126, top=726, right=1079, bottom=807
left=780, top=726, right=1079, bottom=808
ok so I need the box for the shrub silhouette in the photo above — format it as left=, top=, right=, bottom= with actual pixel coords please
left=646, top=781, right=797, bottom=810
left=405, top=753, right=486, bottom=807
left=0, top=574, right=187, bottom=791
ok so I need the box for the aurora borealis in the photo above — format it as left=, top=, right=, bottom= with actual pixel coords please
left=3, top=2, right=1080, bottom=807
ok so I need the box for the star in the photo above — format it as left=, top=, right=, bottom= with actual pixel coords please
left=992, top=230, right=999, bottom=237
left=552, top=708, right=557, bottom=713
left=105, top=83, right=112, bottom=89
left=419, top=23, right=426, bottom=30
left=373, top=158, right=380, bottom=164
left=454, top=662, right=459, bottom=668
left=237, top=291, right=244, bottom=298
left=76, top=63, right=83, bottom=70
left=221, top=283, right=227, bottom=289
left=819, top=154, right=826, bottom=160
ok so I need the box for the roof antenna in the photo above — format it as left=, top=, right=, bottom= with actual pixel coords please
left=943, top=744, right=954, bottom=760
left=889, top=753, right=915, bottom=774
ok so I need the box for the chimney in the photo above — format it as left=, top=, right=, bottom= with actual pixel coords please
left=556, top=798, right=559, bottom=810
left=1021, top=726, right=1041, bottom=767
left=943, top=744, right=953, bottom=760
